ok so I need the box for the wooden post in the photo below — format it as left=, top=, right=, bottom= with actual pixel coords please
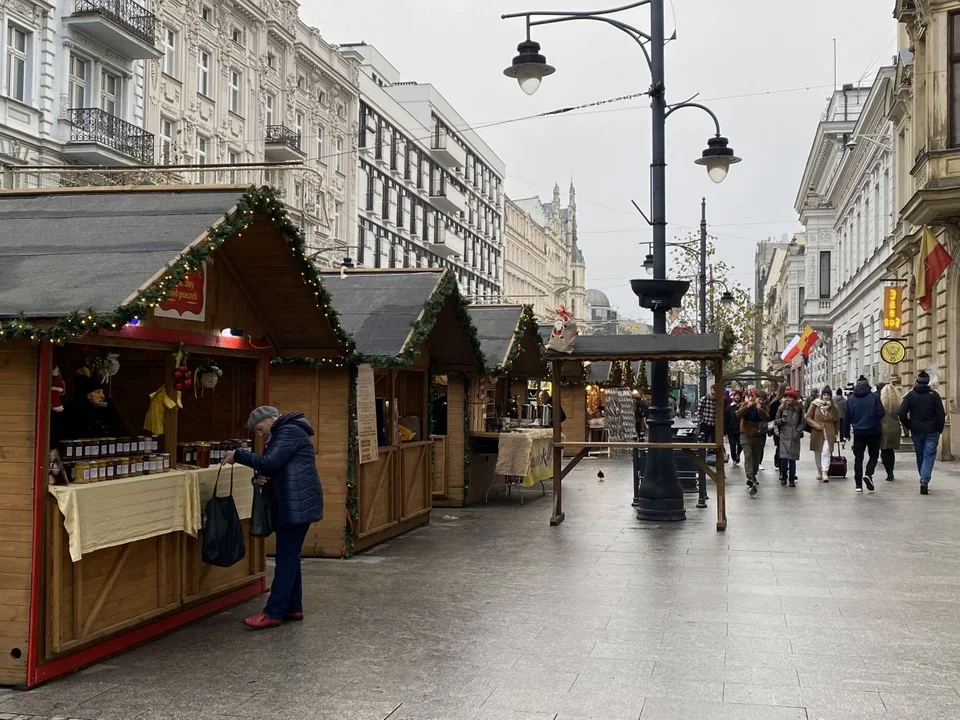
left=713, top=357, right=727, bottom=531
left=550, top=360, right=564, bottom=526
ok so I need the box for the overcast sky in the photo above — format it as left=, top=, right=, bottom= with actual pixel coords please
left=302, top=0, right=897, bottom=321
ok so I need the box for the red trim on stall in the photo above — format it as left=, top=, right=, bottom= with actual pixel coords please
left=99, top=326, right=261, bottom=352
left=26, top=341, right=53, bottom=689
left=29, top=578, right=265, bottom=687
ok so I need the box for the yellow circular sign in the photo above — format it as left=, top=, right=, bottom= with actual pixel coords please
left=881, top=340, right=906, bottom=365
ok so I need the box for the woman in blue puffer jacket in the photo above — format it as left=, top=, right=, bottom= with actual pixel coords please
left=224, top=406, right=323, bottom=630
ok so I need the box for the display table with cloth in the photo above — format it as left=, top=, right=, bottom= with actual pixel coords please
left=48, top=465, right=255, bottom=562
left=487, top=428, right=556, bottom=503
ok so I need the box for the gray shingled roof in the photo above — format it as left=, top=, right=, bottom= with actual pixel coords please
left=546, top=333, right=722, bottom=360
left=0, top=188, right=245, bottom=318
left=467, top=305, right=525, bottom=369
left=319, top=270, right=443, bottom=357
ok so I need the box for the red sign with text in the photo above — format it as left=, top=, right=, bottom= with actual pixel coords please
left=156, top=269, right=206, bottom=321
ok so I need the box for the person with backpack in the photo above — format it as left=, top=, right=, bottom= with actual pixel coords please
left=845, top=376, right=885, bottom=493
left=898, top=370, right=946, bottom=495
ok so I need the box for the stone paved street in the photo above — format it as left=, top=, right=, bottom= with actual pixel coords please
left=4, top=448, right=960, bottom=719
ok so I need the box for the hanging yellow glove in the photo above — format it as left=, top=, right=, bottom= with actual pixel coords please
left=144, top=386, right=181, bottom=435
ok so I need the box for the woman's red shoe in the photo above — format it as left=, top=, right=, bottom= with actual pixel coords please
left=283, top=612, right=304, bottom=621
left=243, top=612, right=281, bottom=629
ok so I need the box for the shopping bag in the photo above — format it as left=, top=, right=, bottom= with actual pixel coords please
left=201, top=464, right=246, bottom=567
left=250, top=481, right=273, bottom=538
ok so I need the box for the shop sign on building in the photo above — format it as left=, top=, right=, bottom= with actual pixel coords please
left=882, top=285, right=901, bottom=332
left=155, top=268, right=207, bottom=322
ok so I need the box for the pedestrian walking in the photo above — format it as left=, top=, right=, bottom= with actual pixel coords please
left=806, top=386, right=839, bottom=483
left=698, top=386, right=717, bottom=447
left=679, top=392, right=689, bottom=419
left=845, top=376, right=885, bottom=493
left=725, top=389, right=743, bottom=466
left=737, top=388, right=770, bottom=496
left=224, top=406, right=324, bottom=629
left=898, top=370, right=946, bottom=495
left=774, top=389, right=804, bottom=486
left=879, top=382, right=902, bottom=482
left=834, top=388, right=849, bottom=442
left=768, top=387, right=784, bottom=470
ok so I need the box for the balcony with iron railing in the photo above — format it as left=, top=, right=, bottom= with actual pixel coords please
left=64, top=0, right=161, bottom=59
left=62, top=108, right=154, bottom=165
left=265, top=125, right=305, bottom=161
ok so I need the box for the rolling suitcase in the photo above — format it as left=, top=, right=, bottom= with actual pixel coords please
left=827, top=443, right=847, bottom=479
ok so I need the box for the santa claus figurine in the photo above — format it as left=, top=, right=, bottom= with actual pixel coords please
left=51, top=365, right=66, bottom=413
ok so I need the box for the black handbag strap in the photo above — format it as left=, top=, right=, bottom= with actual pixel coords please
left=214, top=463, right=235, bottom=497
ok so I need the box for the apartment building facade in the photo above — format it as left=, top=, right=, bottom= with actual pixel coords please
left=338, top=43, right=505, bottom=301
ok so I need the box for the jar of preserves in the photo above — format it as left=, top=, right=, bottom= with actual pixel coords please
left=86, top=439, right=100, bottom=459
left=98, top=438, right=109, bottom=457
left=73, top=461, right=89, bottom=483
left=195, top=442, right=211, bottom=469
left=105, top=459, right=115, bottom=480
left=161, top=453, right=171, bottom=471
left=137, top=435, right=146, bottom=453
left=106, top=438, right=116, bottom=456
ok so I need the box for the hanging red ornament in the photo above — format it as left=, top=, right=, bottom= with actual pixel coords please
left=184, top=379, right=193, bottom=388
left=173, top=370, right=182, bottom=379
left=175, top=382, right=184, bottom=391
left=184, top=370, right=192, bottom=379
left=179, top=364, right=188, bottom=373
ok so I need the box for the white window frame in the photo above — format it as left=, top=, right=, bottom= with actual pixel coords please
left=228, top=149, right=241, bottom=183
left=196, top=49, right=211, bottom=98
left=200, top=5, right=213, bottom=23
left=195, top=134, right=209, bottom=183
left=335, top=137, right=343, bottom=173
left=68, top=53, right=89, bottom=108
left=100, top=70, right=120, bottom=117
left=160, top=116, right=176, bottom=164
left=228, top=68, right=241, bottom=114
left=295, top=111, right=304, bottom=141
left=265, top=92, right=275, bottom=126
left=4, top=22, right=30, bottom=104
left=335, top=201, right=343, bottom=240
left=231, top=27, right=243, bottom=46
left=162, top=27, right=177, bottom=76
left=315, top=125, right=323, bottom=161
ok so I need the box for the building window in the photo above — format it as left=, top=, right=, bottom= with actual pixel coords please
left=228, top=150, right=241, bottom=183
left=197, top=50, right=211, bottom=97
left=265, top=92, right=275, bottom=126
left=297, top=74, right=305, bottom=90
left=335, top=201, right=343, bottom=241
left=365, top=171, right=374, bottom=211
left=336, top=137, right=344, bottom=173
left=5, top=23, right=29, bottom=103
left=315, top=126, right=323, bottom=160
left=267, top=52, right=275, bottom=68
left=100, top=70, right=120, bottom=116
left=68, top=54, right=88, bottom=108
left=228, top=69, right=241, bottom=114
left=231, top=27, right=243, bottom=46
left=195, top=135, right=209, bottom=183
left=819, top=251, right=831, bottom=298
left=318, top=89, right=326, bottom=105
left=295, top=111, right=304, bottom=142
left=201, top=5, right=212, bottom=23
left=161, top=27, right=177, bottom=76
left=160, top=116, right=176, bottom=164
left=952, top=12, right=960, bottom=146
left=337, top=103, right=345, bottom=119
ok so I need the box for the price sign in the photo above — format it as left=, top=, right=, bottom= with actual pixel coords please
left=882, top=286, right=902, bottom=332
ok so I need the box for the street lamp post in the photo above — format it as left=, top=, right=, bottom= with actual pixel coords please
left=502, top=0, right=740, bottom=522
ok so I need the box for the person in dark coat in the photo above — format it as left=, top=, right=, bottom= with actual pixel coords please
left=774, top=389, right=804, bottom=487
left=224, top=406, right=323, bottom=629
left=64, top=372, right=128, bottom=439
left=898, top=370, right=946, bottom=495
left=724, top=389, right=743, bottom=467
left=845, top=376, right=885, bottom=493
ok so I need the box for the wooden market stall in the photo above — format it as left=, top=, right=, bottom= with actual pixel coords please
left=457, top=304, right=549, bottom=505
left=536, top=326, right=589, bottom=455
left=271, top=268, right=484, bottom=557
left=0, top=185, right=351, bottom=688
left=544, top=333, right=729, bottom=531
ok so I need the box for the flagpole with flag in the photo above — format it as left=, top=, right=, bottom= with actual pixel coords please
left=916, top=226, right=953, bottom=312
left=781, top=325, right=820, bottom=363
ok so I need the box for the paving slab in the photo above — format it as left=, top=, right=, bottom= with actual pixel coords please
left=10, top=453, right=960, bottom=718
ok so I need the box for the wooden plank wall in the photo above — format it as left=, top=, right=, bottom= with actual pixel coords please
left=268, top=366, right=348, bottom=557
left=441, top=376, right=466, bottom=506
left=560, top=386, right=587, bottom=456
left=0, top=341, right=38, bottom=686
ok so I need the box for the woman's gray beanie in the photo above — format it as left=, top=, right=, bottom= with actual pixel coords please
left=247, top=405, right=280, bottom=431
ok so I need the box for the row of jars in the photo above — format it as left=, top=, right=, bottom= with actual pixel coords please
left=177, top=440, right=250, bottom=469
left=61, top=436, right=158, bottom=461
left=69, top=453, right=171, bottom=484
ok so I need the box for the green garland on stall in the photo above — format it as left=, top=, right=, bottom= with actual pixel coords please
left=359, top=270, right=485, bottom=370
left=490, top=304, right=548, bottom=376
left=0, top=185, right=355, bottom=354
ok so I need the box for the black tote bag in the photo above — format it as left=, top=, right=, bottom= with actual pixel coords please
left=250, top=466, right=273, bottom=538
left=201, top=464, right=246, bottom=567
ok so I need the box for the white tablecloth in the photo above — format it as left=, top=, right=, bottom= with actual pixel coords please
left=495, top=429, right=555, bottom=478
left=49, top=471, right=200, bottom=563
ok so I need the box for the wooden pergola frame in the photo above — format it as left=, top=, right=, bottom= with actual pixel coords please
left=546, top=334, right=728, bottom=531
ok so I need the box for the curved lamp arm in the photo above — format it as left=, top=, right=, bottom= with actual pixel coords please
left=664, top=101, right=723, bottom=137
